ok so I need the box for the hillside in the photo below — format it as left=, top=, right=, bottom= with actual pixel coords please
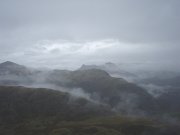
left=0, top=61, right=34, bottom=85
left=79, top=62, right=136, bottom=80
left=0, top=61, right=180, bottom=117
left=0, top=86, right=179, bottom=135
left=0, top=61, right=158, bottom=115
left=47, top=69, right=158, bottom=115
left=0, top=86, right=111, bottom=124
left=157, top=87, right=180, bottom=116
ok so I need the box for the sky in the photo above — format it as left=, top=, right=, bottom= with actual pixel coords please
left=0, top=0, right=180, bottom=70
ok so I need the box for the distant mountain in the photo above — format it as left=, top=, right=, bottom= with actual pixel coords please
left=0, top=61, right=157, bottom=115
left=0, top=61, right=35, bottom=85
left=157, top=87, right=180, bottom=113
left=1, top=61, right=180, bottom=116
left=0, top=61, right=31, bottom=75
left=79, top=62, right=136, bottom=81
left=46, top=69, right=158, bottom=115
left=141, top=75, right=180, bottom=88
left=0, top=62, right=180, bottom=134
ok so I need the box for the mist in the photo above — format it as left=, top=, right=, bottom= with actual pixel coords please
left=0, top=0, right=180, bottom=72
left=0, top=0, right=180, bottom=134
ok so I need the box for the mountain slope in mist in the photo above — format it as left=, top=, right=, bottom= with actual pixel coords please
left=141, top=75, right=180, bottom=88
left=0, top=61, right=180, bottom=117
left=0, top=61, right=157, bottom=115
left=0, top=61, right=35, bottom=85
left=0, top=86, right=179, bottom=135
left=0, top=86, right=111, bottom=124
left=48, top=69, right=157, bottom=115
left=157, top=87, right=180, bottom=116
left=80, top=62, right=136, bottom=80
left=0, top=61, right=34, bottom=76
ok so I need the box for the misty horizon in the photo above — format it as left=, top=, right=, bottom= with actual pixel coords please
left=0, top=0, right=180, bottom=71
left=0, top=1, right=180, bottom=134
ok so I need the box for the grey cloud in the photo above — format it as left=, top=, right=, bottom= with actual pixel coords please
left=0, top=0, right=180, bottom=70
left=1, top=0, right=180, bottom=42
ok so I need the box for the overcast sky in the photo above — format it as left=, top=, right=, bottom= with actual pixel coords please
left=0, top=0, right=180, bottom=70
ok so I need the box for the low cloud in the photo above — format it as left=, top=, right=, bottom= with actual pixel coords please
left=0, top=0, right=180, bottom=71
left=1, top=39, right=179, bottom=71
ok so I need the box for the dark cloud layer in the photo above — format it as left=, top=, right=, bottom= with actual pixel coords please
left=0, top=0, right=180, bottom=70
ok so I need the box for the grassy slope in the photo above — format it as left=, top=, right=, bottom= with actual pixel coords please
left=3, top=116, right=180, bottom=135
left=0, top=86, right=179, bottom=135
